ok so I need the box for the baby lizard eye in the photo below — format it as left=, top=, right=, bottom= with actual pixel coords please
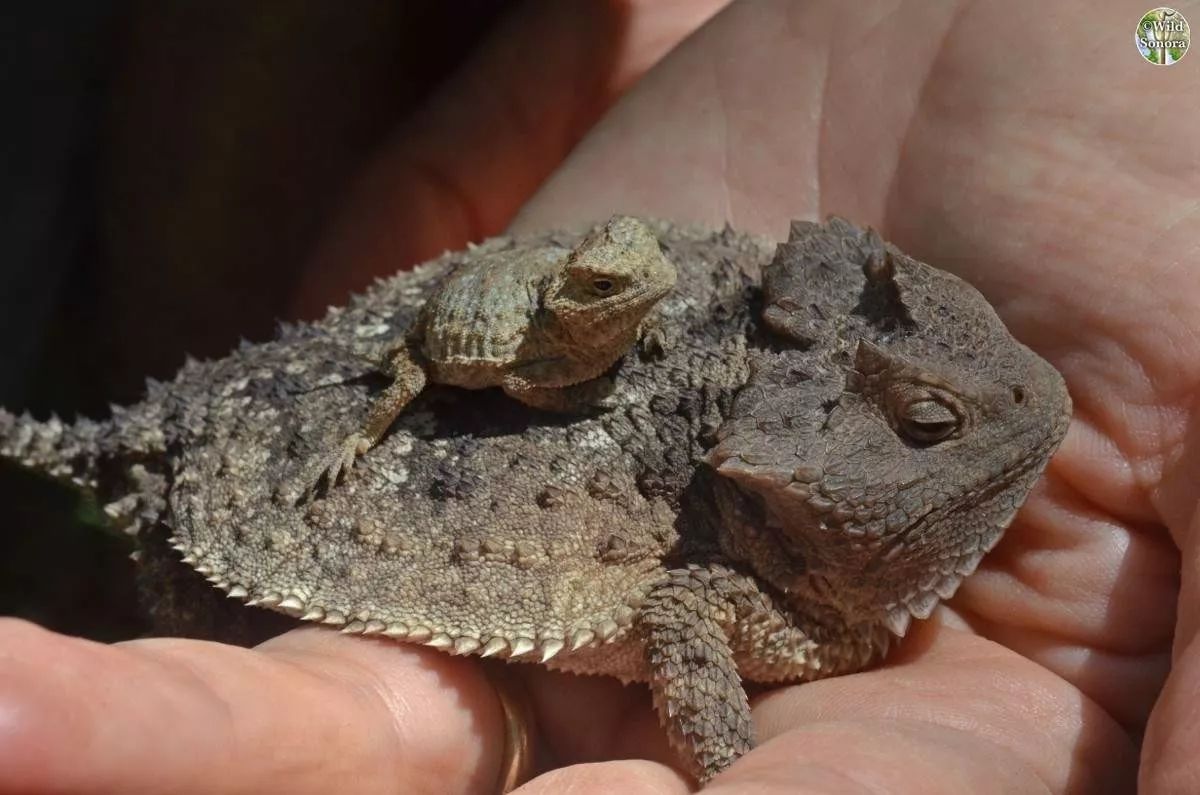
left=592, top=278, right=615, bottom=295
left=897, top=399, right=960, bottom=444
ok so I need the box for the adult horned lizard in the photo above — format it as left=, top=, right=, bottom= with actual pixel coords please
left=0, top=217, right=1070, bottom=782
left=310, top=214, right=676, bottom=491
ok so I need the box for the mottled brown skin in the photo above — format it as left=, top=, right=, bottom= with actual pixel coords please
left=311, top=214, right=677, bottom=491
left=0, top=218, right=1070, bottom=783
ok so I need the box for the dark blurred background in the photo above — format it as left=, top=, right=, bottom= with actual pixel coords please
left=0, top=1, right=511, bottom=639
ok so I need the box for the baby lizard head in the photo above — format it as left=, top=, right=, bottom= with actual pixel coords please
left=546, top=215, right=677, bottom=345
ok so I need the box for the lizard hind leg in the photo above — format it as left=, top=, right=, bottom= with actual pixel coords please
left=636, top=565, right=754, bottom=783
left=305, top=344, right=428, bottom=497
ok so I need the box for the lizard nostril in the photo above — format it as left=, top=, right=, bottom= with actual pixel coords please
left=1011, top=386, right=1026, bottom=405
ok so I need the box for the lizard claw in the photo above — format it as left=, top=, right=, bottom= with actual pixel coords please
left=303, top=433, right=367, bottom=500
left=638, top=325, right=671, bottom=360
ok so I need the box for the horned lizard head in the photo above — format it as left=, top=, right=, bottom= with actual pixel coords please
left=545, top=215, right=677, bottom=343
left=707, top=218, right=1071, bottom=639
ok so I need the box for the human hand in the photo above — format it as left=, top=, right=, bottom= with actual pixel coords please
left=508, top=3, right=1194, bottom=791
left=5, top=1, right=1198, bottom=792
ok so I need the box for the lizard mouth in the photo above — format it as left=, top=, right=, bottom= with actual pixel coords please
left=711, top=418, right=1063, bottom=632
left=612, top=281, right=673, bottom=312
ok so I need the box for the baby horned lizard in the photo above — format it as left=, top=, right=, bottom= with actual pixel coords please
left=311, top=214, right=677, bottom=490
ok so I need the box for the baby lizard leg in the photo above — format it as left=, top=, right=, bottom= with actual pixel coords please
left=308, top=343, right=427, bottom=494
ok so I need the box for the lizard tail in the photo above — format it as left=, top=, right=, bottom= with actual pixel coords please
left=0, top=406, right=106, bottom=490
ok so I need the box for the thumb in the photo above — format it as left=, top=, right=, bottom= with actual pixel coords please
left=0, top=620, right=505, bottom=794
left=289, top=0, right=731, bottom=320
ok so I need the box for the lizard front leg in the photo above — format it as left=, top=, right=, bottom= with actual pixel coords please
left=308, top=342, right=428, bottom=493
left=636, top=563, right=886, bottom=782
left=636, top=565, right=754, bottom=783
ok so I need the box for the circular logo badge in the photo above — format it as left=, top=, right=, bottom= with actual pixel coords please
left=1136, top=7, right=1191, bottom=65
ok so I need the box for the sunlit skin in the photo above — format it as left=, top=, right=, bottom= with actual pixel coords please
left=3, top=1, right=1198, bottom=792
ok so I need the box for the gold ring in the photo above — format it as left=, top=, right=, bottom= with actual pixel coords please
left=488, top=667, right=537, bottom=794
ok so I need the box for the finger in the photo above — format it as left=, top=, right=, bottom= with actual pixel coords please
left=0, top=620, right=504, bottom=795
left=509, top=0, right=849, bottom=236
left=290, top=0, right=731, bottom=319
left=1140, top=506, right=1200, bottom=792
left=514, top=760, right=689, bottom=794
left=731, top=624, right=1138, bottom=794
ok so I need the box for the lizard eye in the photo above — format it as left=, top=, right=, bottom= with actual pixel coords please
left=897, top=399, right=960, bottom=444
left=591, top=278, right=616, bottom=295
